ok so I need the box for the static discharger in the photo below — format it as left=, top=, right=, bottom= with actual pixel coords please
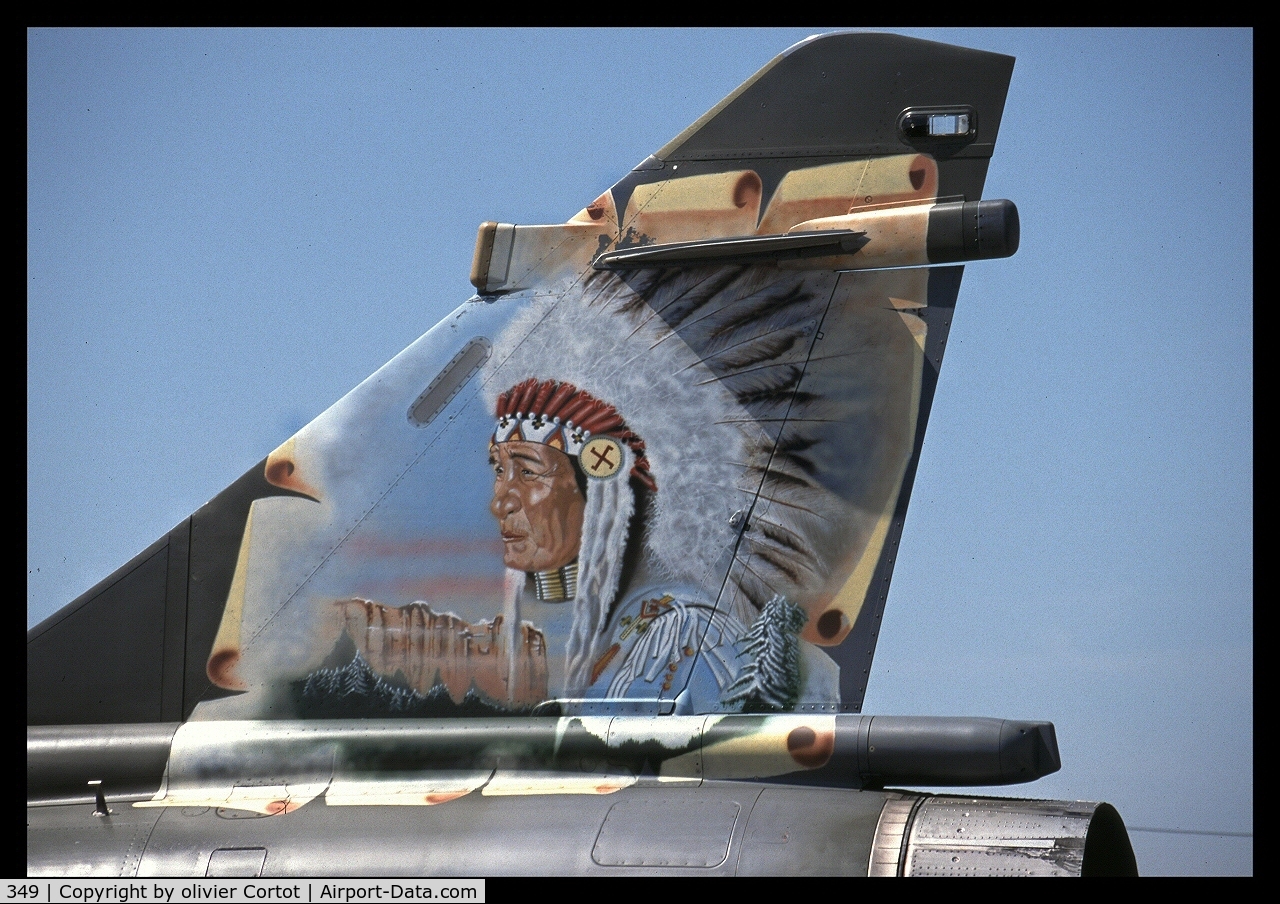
left=88, top=779, right=109, bottom=817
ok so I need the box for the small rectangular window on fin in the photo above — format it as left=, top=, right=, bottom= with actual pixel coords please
left=409, top=337, right=492, bottom=427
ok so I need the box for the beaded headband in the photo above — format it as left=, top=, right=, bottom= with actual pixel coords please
left=491, top=377, right=656, bottom=491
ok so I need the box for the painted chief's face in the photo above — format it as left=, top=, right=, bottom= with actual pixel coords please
left=489, top=440, right=585, bottom=573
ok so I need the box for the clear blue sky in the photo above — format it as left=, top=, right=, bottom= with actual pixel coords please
left=27, top=28, right=1252, bottom=875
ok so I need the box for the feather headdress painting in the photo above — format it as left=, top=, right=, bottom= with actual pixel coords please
left=478, top=259, right=927, bottom=711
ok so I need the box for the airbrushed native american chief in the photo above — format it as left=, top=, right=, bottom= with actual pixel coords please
left=479, top=266, right=848, bottom=712
left=487, top=375, right=754, bottom=705
left=299, top=260, right=912, bottom=716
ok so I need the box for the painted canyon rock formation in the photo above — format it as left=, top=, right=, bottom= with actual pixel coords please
left=336, top=599, right=548, bottom=706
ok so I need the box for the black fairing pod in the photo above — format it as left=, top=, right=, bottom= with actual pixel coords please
left=927, top=199, right=1020, bottom=262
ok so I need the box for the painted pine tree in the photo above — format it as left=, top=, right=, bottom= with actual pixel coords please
left=296, top=652, right=540, bottom=717
left=722, top=594, right=808, bottom=712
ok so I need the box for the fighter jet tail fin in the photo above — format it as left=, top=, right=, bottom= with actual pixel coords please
left=28, top=32, right=1016, bottom=725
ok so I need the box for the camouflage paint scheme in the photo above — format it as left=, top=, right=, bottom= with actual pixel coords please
left=194, top=153, right=939, bottom=741
left=32, top=36, right=1139, bottom=877
left=138, top=715, right=842, bottom=813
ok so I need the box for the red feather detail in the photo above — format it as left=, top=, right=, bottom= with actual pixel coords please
left=577, top=403, right=624, bottom=435
left=530, top=380, right=557, bottom=415
left=631, top=465, right=658, bottom=492
left=495, top=388, right=514, bottom=418
left=510, top=378, right=538, bottom=415
left=558, top=395, right=596, bottom=426
left=544, top=381, right=580, bottom=418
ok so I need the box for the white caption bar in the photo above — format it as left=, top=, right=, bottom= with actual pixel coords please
left=4, top=883, right=485, bottom=903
